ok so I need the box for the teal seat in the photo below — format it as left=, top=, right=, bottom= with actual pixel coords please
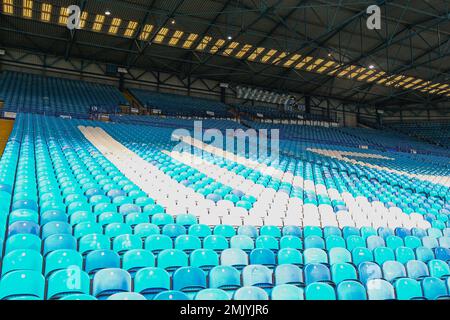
left=0, top=270, right=45, bottom=300
left=1, top=249, right=43, bottom=275
left=59, top=294, right=97, bottom=300
left=195, top=288, right=230, bottom=300
left=213, top=225, right=236, bottom=238
left=277, top=248, right=303, bottom=266
left=122, top=249, right=155, bottom=274
left=174, top=235, right=202, bottom=253
left=74, top=222, right=102, bottom=239
left=346, top=235, right=365, bottom=251
left=428, top=259, right=450, bottom=278
left=8, top=209, right=39, bottom=224
left=416, top=246, right=435, bottom=263
left=280, top=236, right=302, bottom=250
left=329, top=247, right=352, bottom=265
left=145, top=235, right=173, bottom=253
left=188, top=224, right=212, bottom=239
left=325, top=235, right=346, bottom=249
left=260, top=225, right=281, bottom=238
left=234, top=286, right=269, bottom=300
left=386, top=236, right=404, bottom=250
left=70, top=211, right=96, bottom=225
left=305, top=282, right=336, bottom=300
left=44, top=249, right=83, bottom=276
left=151, top=213, right=174, bottom=226
left=125, top=212, right=149, bottom=227
left=373, top=247, right=395, bottom=265
left=331, top=263, right=357, bottom=284
left=303, top=226, right=322, bottom=238
left=203, top=235, right=229, bottom=252
left=157, top=249, right=188, bottom=272
left=134, top=267, right=170, bottom=299
left=79, top=234, right=110, bottom=255
left=351, top=247, right=373, bottom=266
left=255, top=235, right=279, bottom=251
left=175, top=214, right=197, bottom=227
left=134, top=223, right=160, bottom=237
left=394, top=278, right=423, bottom=300
left=395, top=247, right=415, bottom=264
left=303, top=248, right=328, bottom=264
left=5, top=234, right=41, bottom=254
left=47, top=268, right=90, bottom=299
left=113, top=234, right=143, bottom=254
left=105, top=223, right=132, bottom=238
left=336, top=281, right=367, bottom=300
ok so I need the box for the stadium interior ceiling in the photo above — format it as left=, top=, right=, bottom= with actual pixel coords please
left=1, top=0, right=450, bottom=111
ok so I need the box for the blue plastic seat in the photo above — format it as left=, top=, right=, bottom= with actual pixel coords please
left=406, top=260, right=429, bottom=280
left=5, top=234, right=41, bottom=254
left=44, top=249, right=83, bottom=276
left=73, top=222, right=103, bottom=239
left=47, top=268, right=90, bottom=299
left=175, top=214, right=197, bottom=228
left=188, top=224, right=212, bottom=239
left=343, top=226, right=360, bottom=239
left=367, top=235, right=385, bottom=250
left=351, top=247, right=373, bottom=266
left=151, top=213, right=174, bottom=227
left=43, top=234, right=77, bottom=256
left=98, top=212, right=123, bottom=226
left=394, top=278, right=423, bottom=300
left=153, top=290, right=189, bottom=300
left=395, top=227, right=411, bottom=239
left=174, top=235, right=201, bottom=253
left=303, top=226, right=322, bottom=238
left=113, top=234, right=142, bottom=254
left=40, top=210, right=67, bottom=225
left=279, top=236, right=302, bottom=249
left=373, top=247, right=395, bottom=265
left=162, top=223, right=186, bottom=239
left=190, top=249, right=219, bottom=271
left=422, top=236, right=439, bottom=249
left=428, top=259, right=450, bottom=278
left=434, top=247, right=450, bottom=261
left=85, top=249, right=120, bottom=275
left=220, top=248, right=248, bottom=270
left=304, top=235, right=325, bottom=249
left=157, top=249, right=188, bottom=272
left=8, top=221, right=40, bottom=237
left=274, top=264, right=303, bottom=286
left=282, top=225, right=302, bottom=237
left=122, top=249, right=155, bottom=275
left=1, top=249, right=42, bottom=275
left=323, top=226, right=342, bottom=238
left=255, top=235, right=279, bottom=251
left=395, top=246, right=415, bottom=264
left=346, top=235, right=365, bottom=251
left=366, top=279, right=395, bottom=300
left=125, top=213, right=149, bottom=227
left=303, top=248, right=328, bottom=264
left=242, top=265, right=273, bottom=289
left=386, top=235, right=404, bottom=249
left=358, top=261, right=382, bottom=285
left=382, top=260, right=407, bottom=282
left=421, top=277, right=449, bottom=300
left=92, top=268, right=132, bottom=299
left=404, top=236, right=422, bottom=249
left=234, top=286, right=269, bottom=300
left=59, top=294, right=97, bottom=300
left=203, top=235, right=229, bottom=252
left=271, top=284, right=304, bottom=300
left=213, top=225, right=236, bottom=238
left=416, top=246, right=435, bottom=263
left=134, top=267, right=170, bottom=298
left=260, top=225, right=281, bottom=238
left=412, top=228, right=427, bottom=238
left=304, top=263, right=331, bottom=285
left=377, top=227, right=394, bottom=240
left=329, top=247, right=352, bottom=265
left=173, top=267, right=207, bottom=293
left=79, top=234, right=110, bottom=255
left=108, top=292, right=146, bottom=300
left=134, top=223, right=160, bottom=237
left=0, top=270, right=45, bottom=300
left=336, top=280, right=367, bottom=300
left=104, top=222, right=132, bottom=238
left=305, top=282, right=336, bottom=300
left=277, top=248, right=303, bottom=266
left=237, top=225, right=258, bottom=238
left=195, top=288, right=230, bottom=300
left=230, top=235, right=254, bottom=252
left=209, top=265, right=241, bottom=292
left=331, top=263, right=357, bottom=285
left=144, top=234, right=173, bottom=253
left=249, top=248, right=276, bottom=267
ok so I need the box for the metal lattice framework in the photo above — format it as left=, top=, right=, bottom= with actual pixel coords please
left=1, top=0, right=450, bottom=110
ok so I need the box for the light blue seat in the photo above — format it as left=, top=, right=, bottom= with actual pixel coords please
left=113, top=234, right=142, bottom=254
left=346, top=235, right=365, bottom=251
left=220, top=248, right=248, bottom=270
left=174, top=235, right=201, bottom=253
left=1, top=249, right=42, bottom=275
left=421, top=277, right=449, bottom=300
left=5, top=234, right=41, bottom=254
left=304, top=263, right=331, bottom=285
left=73, top=222, right=103, bottom=239
left=277, top=248, right=303, bottom=266
left=377, top=227, right=394, bottom=240
left=92, top=268, right=132, bottom=299
left=195, top=288, right=230, bottom=300
left=104, top=222, right=132, bottom=238
left=85, top=249, right=120, bottom=275
left=134, top=267, right=170, bottom=299
left=343, top=226, right=360, bottom=239
left=352, top=247, right=373, bottom=266
left=234, top=286, right=269, bottom=300
left=260, top=225, right=281, bottom=238
left=336, top=280, right=367, bottom=300
left=422, top=236, right=439, bottom=249
left=79, top=234, right=111, bottom=255
left=406, top=260, right=429, bottom=280
left=0, top=270, right=45, bottom=300
left=144, top=234, right=173, bottom=253
left=395, top=246, right=415, bottom=264
left=176, top=214, right=197, bottom=227
left=304, top=235, right=325, bottom=249
left=157, top=249, right=188, bottom=272
left=153, top=290, right=190, bottom=300
left=134, top=223, right=160, bottom=237
left=386, top=235, right=404, bottom=249
left=151, top=213, right=174, bottom=226
left=329, top=247, right=352, bottom=265
left=125, top=213, right=149, bottom=227
left=188, top=224, right=212, bottom=239
left=274, top=264, right=303, bottom=286
left=323, top=226, right=342, bottom=238
left=373, top=247, right=395, bottom=265
left=305, top=282, right=336, bottom=300
left=242, top=265, right=273, bottom=289
left=46, top=268, right=90, bottom=299
left=428, top=259, right=450, bottom=278
left=303, top=226, right=322, bottom=238
left=282, top=225, right=302, bottom=237
left=209, top=266, right=241, bottom=292
left=404, top=236, right=422, bottom=249
left=98, top=212, right=123, bottom=226
left=325, top=235, right=346, bottom=250
left=271, top=284, right=304, bottom=300
left=367, top=235, right=385, bottom=250
left=122, top=249, right=155, bottom=275
left=394, top=278, right=423, bottom=300
left=230, top=235, right=254, bottom=252
left=416, top=246, right=435, bottom=263
left=107, top=292, right=146, bottom=300
left=331, top=263, right=357, bottom=285
left=280, top=236, right=302, bottom=250
left=44, top=249, right=83, bottom=276
left=255, top=235, right=279, bottom=251
left=8, top=221, right=40, bottom=237
left=237, top=225, right=258, bottom=238
left=358, top=261, right=382, bottom=285
left=382, top=260, right=407, bottom=282
left=162, top=223, right=186, bottom=239
left=173, top=266, right=207, bottom=293
left=59, top=294, right=97, bottom=300
left=303, top=248, right=328, bottom=264
left=204, top=235, right=229, bottom=252
left=366, top=279, right=395, bottom=300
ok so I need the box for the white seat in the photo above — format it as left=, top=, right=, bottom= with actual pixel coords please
left=244, top=215, right=263, bottom=226
left=199, top=214, right=220, bottom=225
left=222, top=215, right=243, bottom=226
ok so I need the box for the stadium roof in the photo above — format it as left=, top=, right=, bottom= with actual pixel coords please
left=1, top=0, right=450, bottom=108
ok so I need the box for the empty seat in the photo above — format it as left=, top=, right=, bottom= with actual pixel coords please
left=145, top=235, right=173, bottom=253
left=209, top=266, right=241, bottom=293
left=92, top=268, right=131, bottom=299
left=85, top=249, right=120, bottom=275
left=44, top=249, right=83, bottom=276
left=358, top=262, right=382, bottom=285
left=329, top=247, right=352, bottom=265
left=303, top=248, right=328, bottom=264
left=271, top=284, right=304, bottom=300
left=43, top=234, right=77, bottom=256
left=203, top=235, right=229, bottom=252
left=47, top=268, right=90, bottom=299
left=0, top=270, right=45, bottom=300
left=242, top=265, right=273, bottom=289
left=274, top=264, right=303, bottom=286
left=230, top=235, right=254, bottom=252
left=305, top=282, right=336, bottom=300
left=220, top=248, right=248, bottom=270
left=394, top=278, right=423, bottom=300
left=395, top=246, right=415, bottom=264
left=1, top=249, right=42, bottom=275
left=406, top=260, right=429, bottom=280
left=331, top=263, right=357, bottom=285
left=304, top=235, right=325, bottom=249
left=195, top=288, right=230, bottom=300
left=122, top=249, right=155, bottom=275
left=234, top=286, right=269, bottom=300
left=428, top=259, right=450, bottom=278
left=277, top=248, right=303, bottom=266
left=174, top=235, right=202, bottom=253
left=382, top=261, right=407, bottom=282
left=366, top=279, right=395, bottom=300
left=157, top=249, right=188, bottom=272
left=352, top=247, right=373, bottom=266
left=304, top=263, right=331, bottom=285
left=421, top=277, right=448, bottom=300
left=173, top=267, right=207, bottom=293
left=153, top=290, right=189, bottom=300
left=134, top=267, right=170, bottom=299
left=336, top=280, right=367, bottom=300
left=107, top=292, right=146, bottom=300
left=249, top=248, right=275, bottom=267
